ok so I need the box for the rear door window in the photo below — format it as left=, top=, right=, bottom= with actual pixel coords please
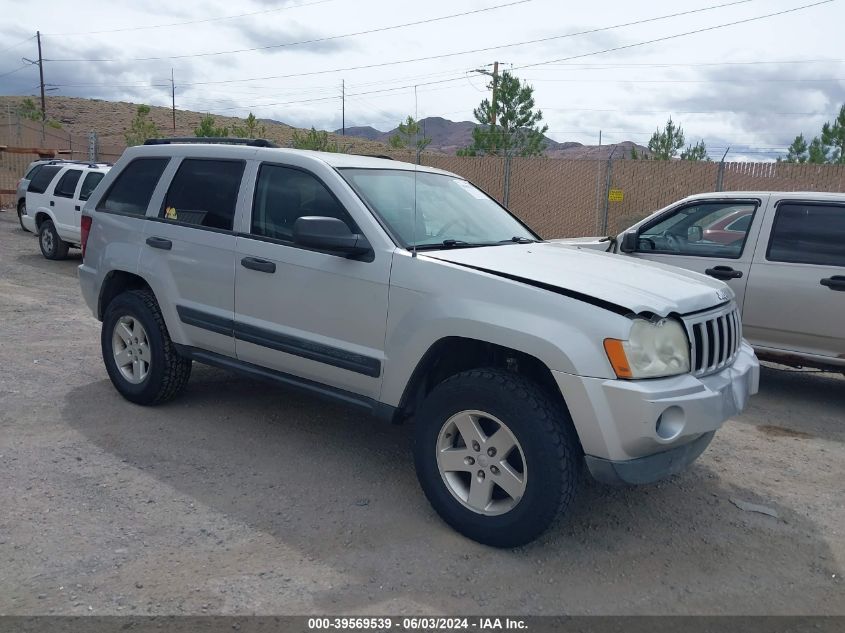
left=54, top=169, right=83, bottom=198
left=79, top=172, right=106, bottom=201
left=98, top=158, right=169, bottom=215
left=767, top=203, right=845, bottom=267
left=159, top=159, right=245, bottom=231
left=27, top=165, right=62, bottom=194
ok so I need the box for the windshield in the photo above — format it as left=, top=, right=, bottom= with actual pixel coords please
left=339, top=168, right=537, bottom=248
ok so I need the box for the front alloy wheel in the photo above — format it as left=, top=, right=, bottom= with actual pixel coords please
left=414, top=368, right=580, bottom=548
left=436, top=410, right=527, bottom=516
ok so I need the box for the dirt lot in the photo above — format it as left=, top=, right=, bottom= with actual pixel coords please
left=0, top=210, right=842, bottom=616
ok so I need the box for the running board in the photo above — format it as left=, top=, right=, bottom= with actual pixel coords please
left=174, top=345, right=396, bottom=422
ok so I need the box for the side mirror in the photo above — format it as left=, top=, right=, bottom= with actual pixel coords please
left=293, top=216, right=371, bottom=256
left=688, top=225, right=703, bottom=242
left=619, top=231, right=638, bottom=253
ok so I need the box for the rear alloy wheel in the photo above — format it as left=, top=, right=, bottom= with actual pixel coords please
left=39, top=219, right=69, bottom=260
left=102, top=289, right=192, bottom=405
left=414, top=368, right=580, bottom=548
left=17, top=200, right=30, bottom=232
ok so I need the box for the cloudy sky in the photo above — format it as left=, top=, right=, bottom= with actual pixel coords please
left=1, top=0, right=843, bottom=160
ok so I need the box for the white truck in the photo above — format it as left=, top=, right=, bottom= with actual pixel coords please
left=560, top=192, right=845, bottom=374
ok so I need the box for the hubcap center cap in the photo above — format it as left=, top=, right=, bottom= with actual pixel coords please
left=477, top=455, right=489, bottom=468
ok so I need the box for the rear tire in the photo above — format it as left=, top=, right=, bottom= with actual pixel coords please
left=17, top=200, right=30, bottom=232
left=102, top=289, right=192, bottom=405
left=39, top=219, right=69, bottom=260
left=413, top=368, right=580, bottom=548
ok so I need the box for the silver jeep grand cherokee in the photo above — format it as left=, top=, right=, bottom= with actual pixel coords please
left=78, top=138, right=759, bottom=547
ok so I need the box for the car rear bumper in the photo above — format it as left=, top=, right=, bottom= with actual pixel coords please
left=78, top=263, right=99, bottom=318
left=20, top=214, right=36, bottom=233
left=553, top=342, right=759, bottom=477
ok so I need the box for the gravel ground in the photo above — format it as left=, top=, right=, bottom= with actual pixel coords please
left=0, top=210, right=842, bottom=616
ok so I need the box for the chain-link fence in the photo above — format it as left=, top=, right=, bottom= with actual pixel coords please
left=4, top=112, right=845, bottom=233
left=422, top=155, right=845, bottom=238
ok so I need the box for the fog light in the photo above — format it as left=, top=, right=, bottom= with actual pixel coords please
left=656, top=406, right=685, bottom=441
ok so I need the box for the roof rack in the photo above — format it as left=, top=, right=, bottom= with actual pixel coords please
left=143, top=137, right=279, bottom=148
left=357, top=154, right=394, bottom=160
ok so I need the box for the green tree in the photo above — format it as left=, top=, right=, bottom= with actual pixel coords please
left=784, top=134, right=809, bottom=163
left=808, top=136, right=829, bottom=164
left=194, top=114, right=229, bottom=137
left=291, top=127, right=341, bottom=152
left=820, top=103, right=845, bottom=164
left=681, top=139, right=709, bottom=161
left=464, top=71, right=548, bottom=157
left=232, top=112, right=266, bottom=139
left=648, top=117, right=685, bottom=160
left=389, top=116, right=432, bottom=162
left=124, top=104, right=159, bottom=147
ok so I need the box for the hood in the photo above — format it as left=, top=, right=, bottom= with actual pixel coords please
left=425, top=242, right=732, bottom=317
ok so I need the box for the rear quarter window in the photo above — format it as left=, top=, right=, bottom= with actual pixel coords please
left=79, top=172, right=106, bottom=201
left=97, top=158, right=169, bottom=215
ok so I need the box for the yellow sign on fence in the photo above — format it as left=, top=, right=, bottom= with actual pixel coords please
left=608, top=188, right=624, bottom=202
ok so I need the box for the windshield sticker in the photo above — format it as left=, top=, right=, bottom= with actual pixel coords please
left=452, top=179, right=487, bottom=200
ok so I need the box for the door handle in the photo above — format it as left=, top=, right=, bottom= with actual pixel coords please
left=49, top=200, right=54, bottom=207
left=145, top=236, right=172, bottom=250
left=820, top=275, right=845, bottom=291
left=241, top=257, right=276, bottom=274
left=75, top=205, right=80, bottom=211
left=705, top=266, right=743, bottom=280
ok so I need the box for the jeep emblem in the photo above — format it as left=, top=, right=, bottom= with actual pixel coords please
left=716, top=290, right=730, bottom=302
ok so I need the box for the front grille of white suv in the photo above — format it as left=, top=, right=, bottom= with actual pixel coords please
left=685, top=306, right=742, bottom=377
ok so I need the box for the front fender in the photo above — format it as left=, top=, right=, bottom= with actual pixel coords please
left=379, top=252, right=632, bottom=407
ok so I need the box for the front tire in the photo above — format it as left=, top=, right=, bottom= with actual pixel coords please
left=39, top=219, right=69, bottom=260
left=102, top=289, right=192, bottom=405
left=413, top=368, right=580, bottom=548
left=18, top=200, right=30, bottom=232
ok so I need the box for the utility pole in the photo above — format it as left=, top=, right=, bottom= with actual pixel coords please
left=171, top=68, right=176, bottom=133
left=341, top=79, right=345, bottom=135
left=490, top=61, right=499, bottom=128
left=36, top=31, right=46, bottom=122
left=473, top=61, right=502, bottom=152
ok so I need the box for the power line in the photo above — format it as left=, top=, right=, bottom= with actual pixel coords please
left=511, top=0, right=834, bottom=73
left=45, top=0, right=535, bottom=62
left=204, top=0, right=838, bottom=110
left=132, top=0, right=760, bottom=86
left=0, top=34, right=35, bottom=55
left=159, top=0, right=809, bottom=88
left=539, top=58, right=845, bottom=69
left=42, top=0, right=340, bottom=36
left=0, top=64, right=32, bottom=79
left=525, top=77, right=845, bottom=83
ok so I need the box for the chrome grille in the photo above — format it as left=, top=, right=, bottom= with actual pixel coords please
left=685, top=306, right=742, bottom=376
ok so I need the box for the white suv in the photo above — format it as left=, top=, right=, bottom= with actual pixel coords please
left=78, top=139, right=759, bottom=547
left=22, top=162, right=110, bottom=259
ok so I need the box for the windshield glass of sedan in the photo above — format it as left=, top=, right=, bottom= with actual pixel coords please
left=340, top=169, right=536, bottom=247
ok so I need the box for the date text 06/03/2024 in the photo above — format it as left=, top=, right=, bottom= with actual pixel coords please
left=306, top=617, right=528, bottom=630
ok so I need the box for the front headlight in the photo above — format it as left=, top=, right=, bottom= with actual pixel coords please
left=604, top=317, right=690, bottom=379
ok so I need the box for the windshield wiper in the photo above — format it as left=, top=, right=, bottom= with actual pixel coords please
left=500, top=236, right=536, bottom=244
left=414, top=239, right=498, bottom=250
